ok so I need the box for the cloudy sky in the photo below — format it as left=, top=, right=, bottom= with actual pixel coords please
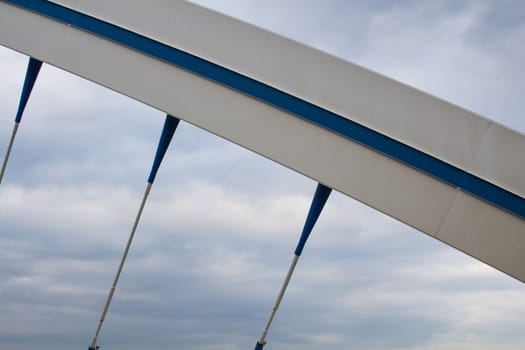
left=1, top=1, right=524, bottom=350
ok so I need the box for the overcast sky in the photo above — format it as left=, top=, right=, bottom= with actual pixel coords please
left=1, top=1, right=524, bottom=350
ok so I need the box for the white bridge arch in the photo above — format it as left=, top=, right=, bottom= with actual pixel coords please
left=0, top=0, right=524, bottom=285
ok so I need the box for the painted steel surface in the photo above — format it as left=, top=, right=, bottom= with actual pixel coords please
left=295, top=184, right=332, bottom=256
left=148, top=115, right=180, bottom=184
left=0, top=57, right=42, bottom=185
left=0, top=0, right=523, bottom=282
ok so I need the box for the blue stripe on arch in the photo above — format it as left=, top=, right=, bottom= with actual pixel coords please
left=5, top=0, right=524, bottom=220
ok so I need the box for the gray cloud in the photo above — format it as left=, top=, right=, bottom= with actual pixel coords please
left=1, top=1, right=525, bottom=350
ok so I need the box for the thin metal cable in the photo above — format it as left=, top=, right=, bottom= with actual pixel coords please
left=258, top=254, right=300, bottom=345
left=0, top=122, right=19, bottom=186
left=89, top=182, right=152, bottom=349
